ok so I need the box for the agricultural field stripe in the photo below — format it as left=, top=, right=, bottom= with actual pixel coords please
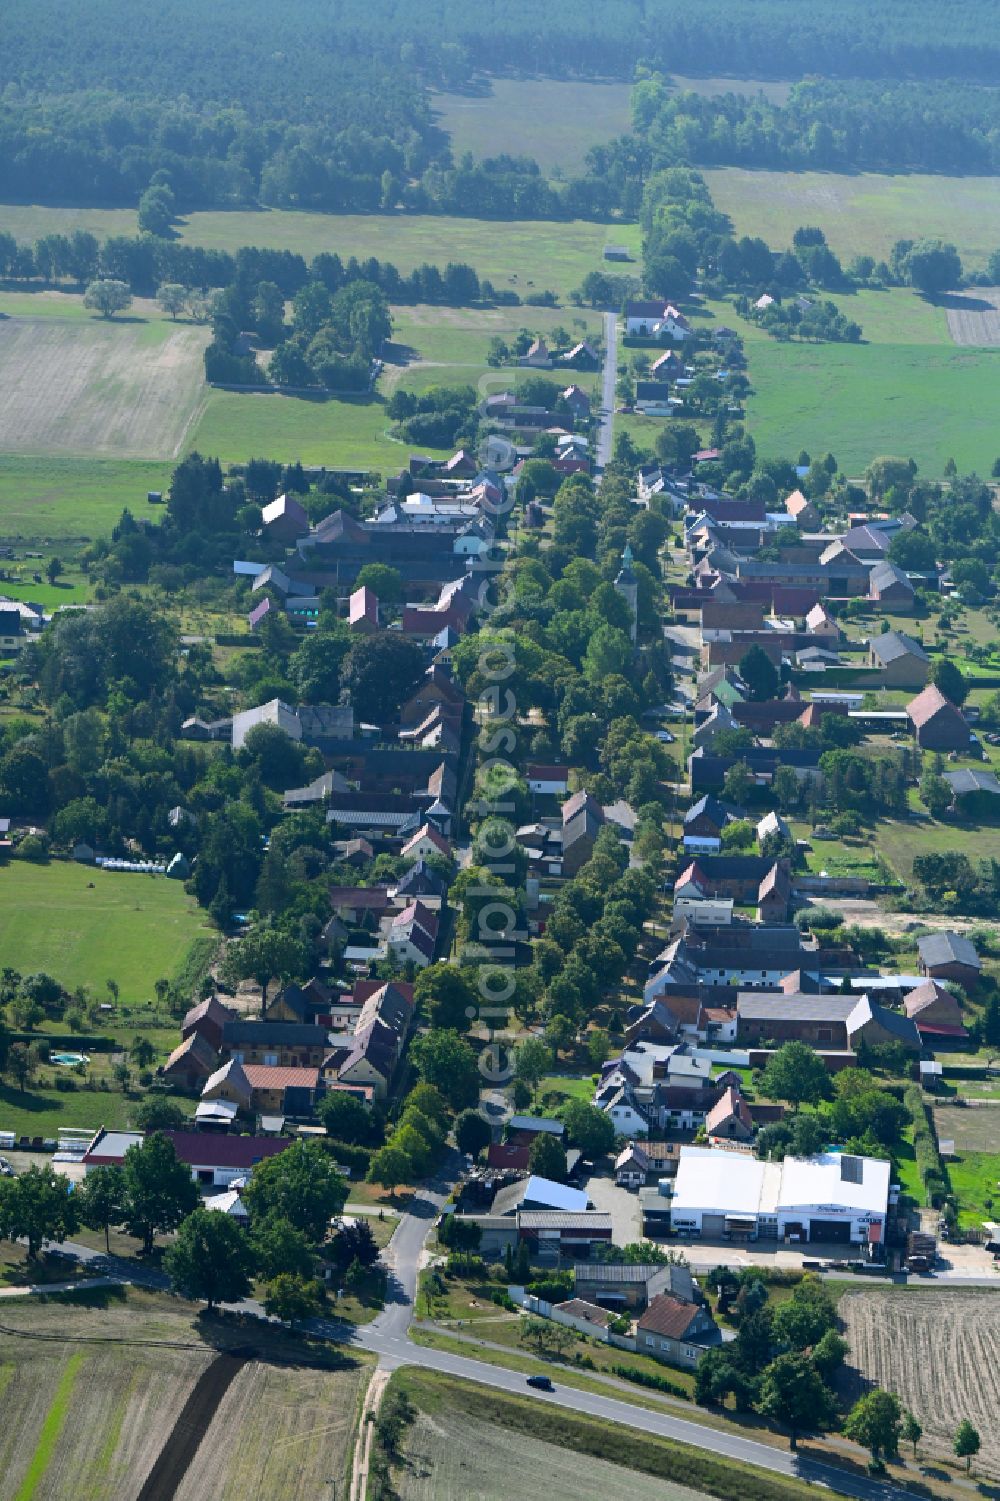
left=14, top=1349, right=83, bottom=1501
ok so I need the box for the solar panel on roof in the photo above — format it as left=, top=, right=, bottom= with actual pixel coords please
left=840, top=1154, right=863, bottom=1184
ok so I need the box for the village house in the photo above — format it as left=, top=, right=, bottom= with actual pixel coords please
left=705, top=1086, right=753, bottom=1142
left=846, top=995, right=921, bottom=1053
left=261, top=493, right=309, bottom=543
left=181, top=995, right=234, bottom=1054
left=222, top=1019, right=329, bottom=1069
left=903, top=980, right=968, bottom=1041
left=636, top=1295, right=721, bottom=1368
left=574, top=1261, right=695, bottom=1312
left=624, top=300, right=692, bottom=340
left=161, top=1032, right=218, bottom=1090
left=615, top=1140, right=650, bottom=1187
left=868, top=561, right=915, bottom=608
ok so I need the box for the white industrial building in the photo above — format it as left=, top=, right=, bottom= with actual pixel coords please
left=670, top=1146, right=890, bottom=1246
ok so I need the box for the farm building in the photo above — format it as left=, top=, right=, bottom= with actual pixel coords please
left=573, top=1261, right=695, bottom=1311
left=669, top=1146, right=890, bottom=1245
left=918, top=931, right=981, bottom=986
left=867, top=630, right=930, bottom=688
left=905, top=685, right=971, bottom=751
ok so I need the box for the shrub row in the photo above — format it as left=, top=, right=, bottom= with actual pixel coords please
left=904, top=1083, right=948, bottom=1206
left=611, top=1363, right=690, bottom=1399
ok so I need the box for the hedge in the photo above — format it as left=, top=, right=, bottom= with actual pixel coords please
left=9, top=1032, right=116, bottom=1052
left=904, top=1083, right=948, bottom=1207
left=324, top=1139, right=372, bottom=1175
left=611, top=1363, right=690, bottom=1399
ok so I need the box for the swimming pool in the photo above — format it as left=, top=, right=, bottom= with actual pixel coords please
left=51, top=1052, right=90, bottom=1066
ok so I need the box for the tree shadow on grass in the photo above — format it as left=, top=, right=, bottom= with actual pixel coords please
left=924, top=291, right=996, bottom=313
left=0, top=1081, right=59, bottom=1115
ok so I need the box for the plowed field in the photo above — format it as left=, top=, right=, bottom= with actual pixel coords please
left=841, top=1287, right=1000, bottom=1476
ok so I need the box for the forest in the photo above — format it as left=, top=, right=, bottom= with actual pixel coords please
left=5, top=0, right=1000, bottom=218
left=629, top=77, right=1000, bottom=175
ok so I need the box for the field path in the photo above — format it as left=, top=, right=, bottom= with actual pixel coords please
left=349, top=1366, right=391, bottom=1501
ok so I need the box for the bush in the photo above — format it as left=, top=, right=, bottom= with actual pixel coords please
left=323, top=1139, right=373, bottom=1175
left=526, top=1273, right=574, bottom=1302
left=611, top=1364, right=690, bottom=1399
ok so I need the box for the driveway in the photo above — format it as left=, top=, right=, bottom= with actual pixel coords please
left=583, top=1170, right=640, bottom=1244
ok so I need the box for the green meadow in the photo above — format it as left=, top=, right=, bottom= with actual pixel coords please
left=705, top=168, right=1000, bottom=271
left=0, top=860, right=214, bottom=1000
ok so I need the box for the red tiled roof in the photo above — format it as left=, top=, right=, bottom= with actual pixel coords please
left=241, top=1064, right=320, bottom=1090
left=637, top=1294, right=703, bottom=1339
left=163, top=1131, right=292, bottom=1168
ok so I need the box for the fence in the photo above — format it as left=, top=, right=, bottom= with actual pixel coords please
left=510, top=1288, right=637, bottom=1352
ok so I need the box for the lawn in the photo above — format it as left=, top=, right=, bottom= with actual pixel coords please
left=0, top=1287, right=368, bottom=1501
left=432, top=78, right=634, bottom=174
left=536, top=1074, right=595, bottom=1110
left=876, top=814, right=1000, bottom=883
left=187, top=388, right=427, bottom=475
left=1, top=206, right=639, bottom=300
left=0, top=860, right=216, bottom=1000
left=0, top=456, right=174, bottom=542
left=745, top=340, right=1000, bottom=478
left=945, top=1150, right=1000, bottom=1228
left=705, top=168, right=1000, bottom=272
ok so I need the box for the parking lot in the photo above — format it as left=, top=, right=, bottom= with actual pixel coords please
left=583, top=1171, right=641, bottom=1244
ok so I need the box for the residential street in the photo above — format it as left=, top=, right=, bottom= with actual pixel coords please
left=595, top=308, right=618, bottom=472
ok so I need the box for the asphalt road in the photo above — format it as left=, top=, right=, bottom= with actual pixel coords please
left=35, top=1172, right=941, bottom=1501
left=595, top=308, right=618, bottom=472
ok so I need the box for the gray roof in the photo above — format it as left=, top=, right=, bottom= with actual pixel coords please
left=943, top=769, right=1000, bottom=797
left=517, top=1212, right=612, bottom=1230
left=846, top=995, right=921, bottom=1047
left=737, top=993, right=857, bottom=1022
left=509, top=1115, right=565, bottom=1135
left=919, top=931, right=981, bottom=971
left=868, top=630, right=928, bottom=666
left=869, top=560, right=913, bottom=592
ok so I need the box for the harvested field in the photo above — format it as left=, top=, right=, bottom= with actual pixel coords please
left=396, top=1409, right=714, bottom=1501
left=0, top=1323, right=215, bottom=1500
left=0, top=312, right=208, bottom=459
left=0, top=1289, right=368, bottom=1501
left=137, top=1353, right=246, bottom=1501
left=933, top=1103, right=1000, bottom=1153
left=176, top=1358, right=367, bottom=1501
left=840, top=1287, right=1000, bottom=1477
left=946, top=288, right=1000, bottom=347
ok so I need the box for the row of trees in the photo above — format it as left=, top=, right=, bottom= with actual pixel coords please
left=0, top=1135, right=352, bottom=1324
